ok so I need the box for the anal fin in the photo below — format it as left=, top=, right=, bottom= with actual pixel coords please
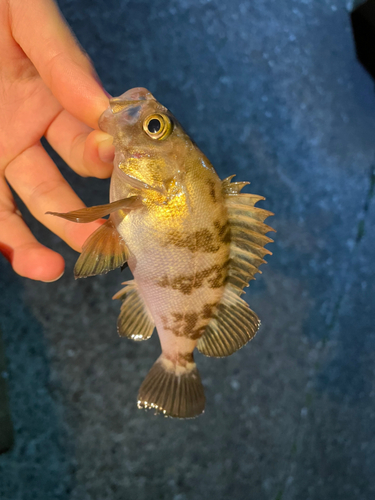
left=197, top=287, right=260, bottom=358
left=137, top=355, right=205, bottom=418
left=74, top=219, right=129, bottom=278
left=113, top=281, right=155, bottom=341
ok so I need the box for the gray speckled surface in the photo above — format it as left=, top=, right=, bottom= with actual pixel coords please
left=1, top=0, right=375, bottom=499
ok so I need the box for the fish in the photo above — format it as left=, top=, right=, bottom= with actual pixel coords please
left=48, top=87, right=274, bottom=419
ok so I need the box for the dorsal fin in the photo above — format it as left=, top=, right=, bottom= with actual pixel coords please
left=221, top=175, right=250, bottom=194
left=222, top=175, right=275, bottom=295
left=74, top=219, right=129, bottom=278
left=197, top=176, right=274, bottom=358
left=112, top=280, right=155, bottom=341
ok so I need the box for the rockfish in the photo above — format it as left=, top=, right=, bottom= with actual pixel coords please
left=49, top=87, right=274, bottom=418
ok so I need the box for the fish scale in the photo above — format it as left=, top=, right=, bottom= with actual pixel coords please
left=48, top=87, right=274, bottom=419
left=110, top=153, right=230, bottom=360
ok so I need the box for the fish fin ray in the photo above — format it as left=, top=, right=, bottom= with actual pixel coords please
left=113, top=281, right=155, bottom=341
left=197, top=287, right=260, bottom=357
left=46, top=195, right=142, bottom=223
left=137, top=355, right=205, bottom=418
left=222, top=176, right=274, bottom=294
left=221, top=175, right=250, bottom=195
left=74, top=219, right=129, bottom=278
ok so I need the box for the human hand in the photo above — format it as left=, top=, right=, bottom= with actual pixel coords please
left=0, top=0, right=114, bottom=282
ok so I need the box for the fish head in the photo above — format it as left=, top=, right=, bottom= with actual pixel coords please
left=99, top=87, right=198, bottom=194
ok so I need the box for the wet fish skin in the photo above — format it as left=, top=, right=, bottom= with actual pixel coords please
left=104, top=88, right=230, bottom=417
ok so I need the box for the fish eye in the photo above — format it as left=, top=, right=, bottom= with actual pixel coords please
left=148, top=119, right=161, bottom=133
left=143, top=113, right=173, bottom=140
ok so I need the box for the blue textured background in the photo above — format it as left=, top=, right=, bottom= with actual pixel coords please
left=1, top=0, right=375, bottom=499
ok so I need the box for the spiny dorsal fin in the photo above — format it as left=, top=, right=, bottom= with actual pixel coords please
left=74, top=219, right=129, bottom=278
left=196, top=176, right=273, bottom=358
left=113, top=280, right=155, bottom=341
left=46, top=195, right=142, bottom=223
left=221, top=175, right=250, bottom=195
left=222, top=175, right=275, bottom=294
left=137, top=354, right=205, bottom=418
left=197, top=286, right=260, bottom=357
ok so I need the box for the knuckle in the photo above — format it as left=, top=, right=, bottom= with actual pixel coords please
left=28, top=178, right=65, bottom=203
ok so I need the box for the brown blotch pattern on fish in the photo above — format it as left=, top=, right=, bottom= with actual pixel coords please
left=207, top=179, right=217, bottom=202
left=157, top=275, right=169, bottom=288
left=165, top=228, right=221, bottom=253
left=178, top=352, right=194, bottom=364
left=156, top=261, right=229, bottom=295
left=207, top=261, right=229, bottom=289
left=214, top=220, right=231, bottom=244
left=160, top=315, right=169, bottom=330
left=164, top=351, right=195, bottom=366
left=183, top=313, right=198, bottom=335
left=160, top=312, right=204, bottom=340
left=202, top=302, right=217, bottom=319
left=162, top=302, right=220, bottom=340
left=171, top=312, right=183, bottom=322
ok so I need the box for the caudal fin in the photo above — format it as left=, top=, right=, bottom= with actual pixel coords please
left=137, top=355, right=205, bottom=418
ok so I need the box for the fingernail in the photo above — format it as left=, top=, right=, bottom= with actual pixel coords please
left=43, top=271, right=65, bottom=283
left=97, top=133, right=115, bottom=164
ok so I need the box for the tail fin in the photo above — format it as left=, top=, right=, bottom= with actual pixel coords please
left=137, top=355, right=205, bottom=419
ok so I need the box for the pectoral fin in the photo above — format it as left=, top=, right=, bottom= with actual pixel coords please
left=74, top=219, right=129, bottom=278
left=46, top=196, right=142, bottom=223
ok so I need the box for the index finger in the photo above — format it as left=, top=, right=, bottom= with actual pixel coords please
left=10, top=0, right=109, bottom=129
